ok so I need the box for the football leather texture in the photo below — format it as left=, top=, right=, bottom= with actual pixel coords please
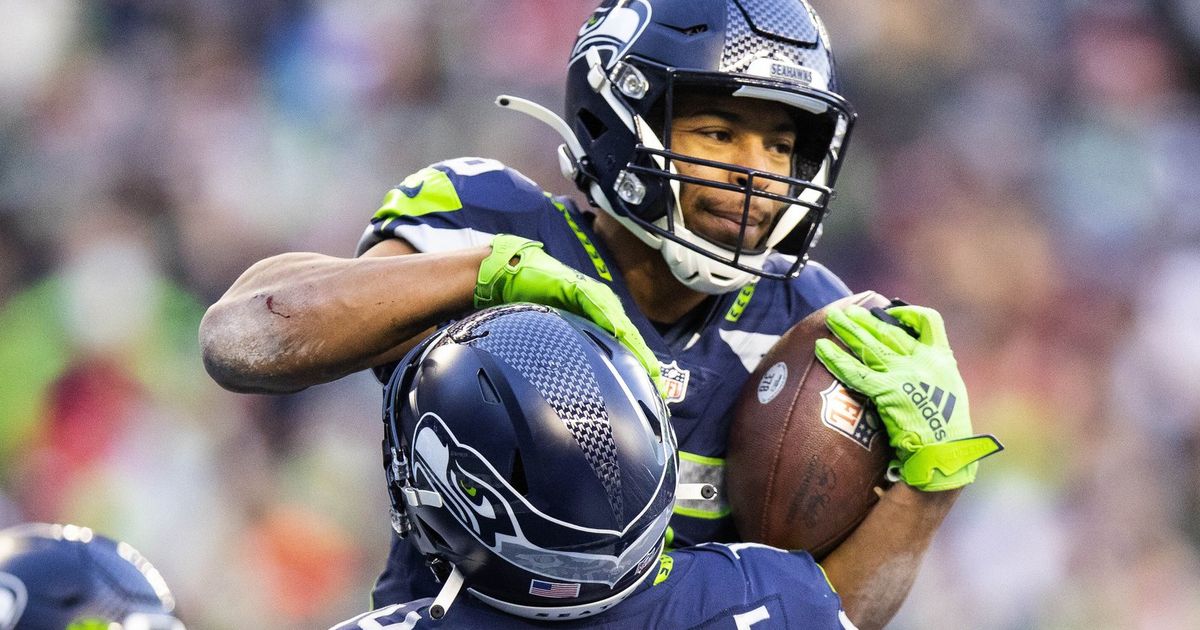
left=727, top=290, right=894, bottom=560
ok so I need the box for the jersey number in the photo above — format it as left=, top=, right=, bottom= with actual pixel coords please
left=733, top=605, right=771, bottom=629
left=352, top=605, right=421, bottom=630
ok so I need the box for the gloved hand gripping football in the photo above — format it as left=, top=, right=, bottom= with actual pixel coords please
left=475, top=234, right=664, bottom=395
left=814, top=304, right=1002, bottom=491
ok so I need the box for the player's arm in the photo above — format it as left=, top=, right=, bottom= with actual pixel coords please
left=199, top=238, right=483, bottom=394
left=814, top=304, right=1003, bottom=629
left=201, top=234, right=662, bottom=395
left=819, top=484, right=958, bottom=630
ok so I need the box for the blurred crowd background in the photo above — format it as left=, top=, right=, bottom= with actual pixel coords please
left=1, top=0, right=1198, bottom=628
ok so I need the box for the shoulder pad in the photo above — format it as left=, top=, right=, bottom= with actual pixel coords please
left=375, top=158, right=546, bottom=222
left=361, top=158, right=554, bottom=255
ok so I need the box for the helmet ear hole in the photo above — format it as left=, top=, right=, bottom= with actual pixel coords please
left=416, top=515, right=451, bottom=552
left=578, top=108, right=608, bottom=142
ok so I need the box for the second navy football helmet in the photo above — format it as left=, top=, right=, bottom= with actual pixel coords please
left=0, top=523, right=184, bottom=630
left=382, top=304, right=682, bottom=621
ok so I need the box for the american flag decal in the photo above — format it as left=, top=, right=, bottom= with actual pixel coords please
left=529, top=579, right=581, bottom=599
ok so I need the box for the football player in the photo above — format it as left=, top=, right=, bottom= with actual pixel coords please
left=0, top=523, right=185, bottom=630
left=330, top=304, right=855, bottom=629
left=200, top=1, right=1000, bottom=627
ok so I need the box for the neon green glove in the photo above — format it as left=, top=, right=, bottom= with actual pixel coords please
left=814, top=304, right=1002, bottom=491
left=475, top=234, right=663, bottom=395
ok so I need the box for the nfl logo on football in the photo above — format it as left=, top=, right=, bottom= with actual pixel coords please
left=818, top=381, right=882, bottom=449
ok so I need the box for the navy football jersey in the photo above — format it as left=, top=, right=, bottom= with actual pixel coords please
left=331, top=543, right=855, bottom=630
left=358, top=158, right=851, bottom=605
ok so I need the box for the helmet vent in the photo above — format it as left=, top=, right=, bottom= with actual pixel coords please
left=509, top=450, right=529, bottom=495
left=663, top=23, right=709, bottom=36
left=579, top=329, right=615, bottom=359
left=477, top=369, right=501, bottom=404
left=639, top=401, right=664, bottom=442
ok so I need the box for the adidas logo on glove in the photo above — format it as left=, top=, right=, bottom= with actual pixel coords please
left=902, top=381, right=956, bottom=441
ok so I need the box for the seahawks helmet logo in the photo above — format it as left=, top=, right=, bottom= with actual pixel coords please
left=570, top=0, right=653, bottom=69
left=410, top=412, right=673, bottom=586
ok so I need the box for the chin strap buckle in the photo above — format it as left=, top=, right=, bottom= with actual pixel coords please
left=557, top=143, right=580, bottom=181
left=402, top=487, right=444, bottom=508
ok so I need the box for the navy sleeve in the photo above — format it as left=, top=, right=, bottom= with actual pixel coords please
left=789, top=259, right=852, bottom=311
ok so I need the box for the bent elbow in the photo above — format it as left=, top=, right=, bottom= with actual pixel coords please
left=199, top=304, right=249, bottom=392
left=199, top=302, right=295, bottom=394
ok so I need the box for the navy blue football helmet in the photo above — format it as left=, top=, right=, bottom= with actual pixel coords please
left=499, top=0, right=856, bottom=294
left=0, top=523, right=184, bottom=630
left=382, top=304, right=681, bottom=621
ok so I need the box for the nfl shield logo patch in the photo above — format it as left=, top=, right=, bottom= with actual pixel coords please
left=659, top=361, right=690, bottom=403
left=819, top=381, right=882, bottom=449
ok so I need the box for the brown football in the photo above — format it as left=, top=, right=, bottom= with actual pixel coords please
left=726, top=290, right=894, bottom=560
